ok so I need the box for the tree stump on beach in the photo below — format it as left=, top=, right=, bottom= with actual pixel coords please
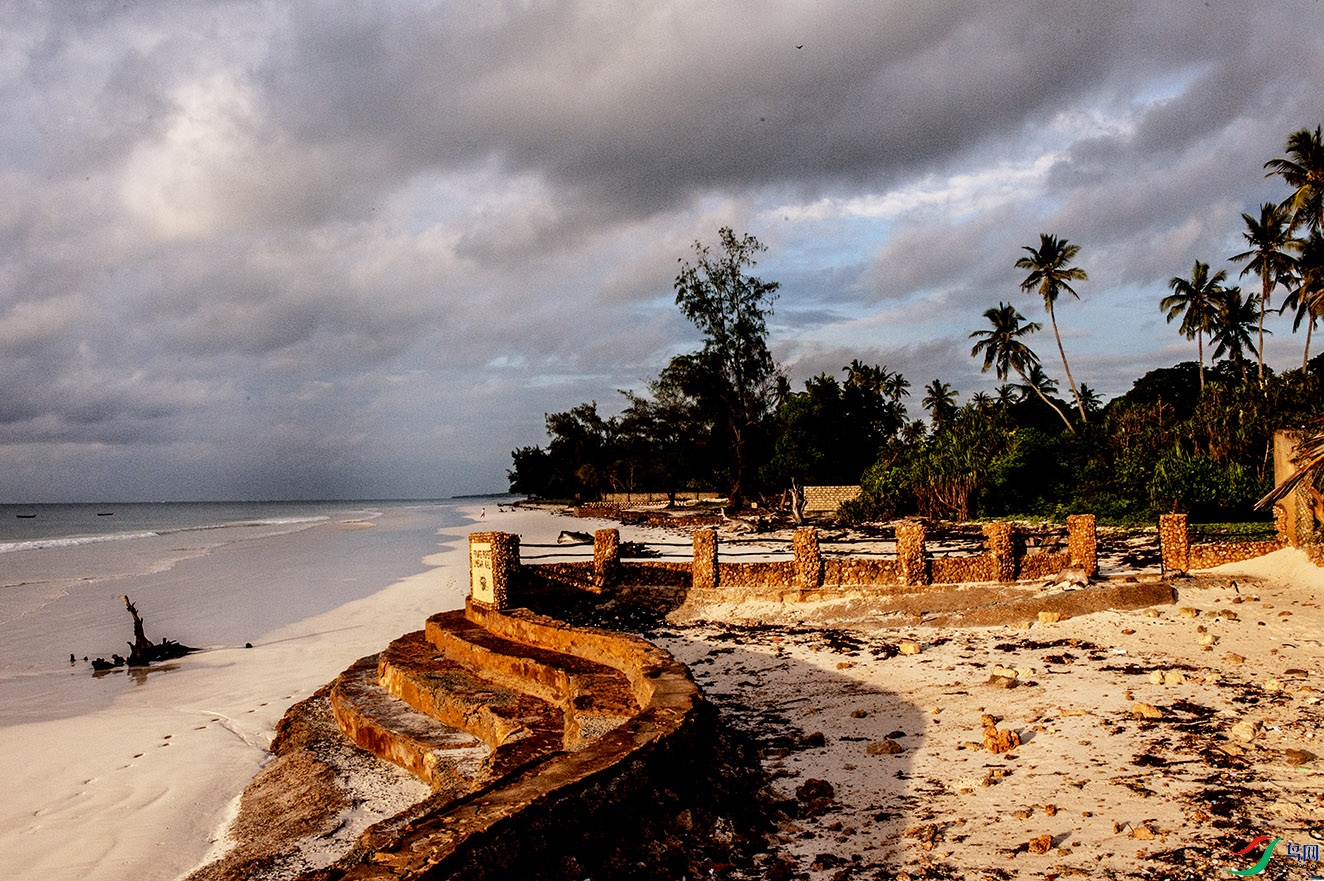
left=90, top=595, right=199, bottom=671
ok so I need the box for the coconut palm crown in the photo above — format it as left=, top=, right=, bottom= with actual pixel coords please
left=969, top=302, right=1074, bottom=432
left=1229, top=201, right=1299, bottom=382
left=1266, top=125, right=1324, bottom=237
left=1161, top=260, right=1227, bottom=392
left=1016, top=233, right=1089, bottom=422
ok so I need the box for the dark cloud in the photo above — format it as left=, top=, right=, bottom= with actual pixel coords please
left=1, top=1, right=1322, bottom=499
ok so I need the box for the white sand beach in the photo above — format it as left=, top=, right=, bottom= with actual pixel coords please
left=0, top=503, right=587, bottom=881
left=658, top=546, right=1324, bottom=879
left=5, top=503, right=1322, bottom=880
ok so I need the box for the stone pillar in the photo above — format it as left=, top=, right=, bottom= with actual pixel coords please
left=983, top=521, right=1015, bottom=583
left=793, top=527, right=823, bottom=592
left=896, top=521, right=929, bottom=586
left=1159, top=514, right=1189, bottom=576
left=1274, top=430, right=1316, bottom=546
left=469, top=531, right=520, bottom=609
left=592, top=528, right=620, bottom=590
left=1066, top=514, right=1097, bottom=578
left=692, top=528, right=718, bottom=591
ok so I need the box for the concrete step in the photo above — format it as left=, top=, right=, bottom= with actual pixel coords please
left=329, top=654, right=490, bottom=790
left=378, top=630, right=563, bottom=773
left=425, top=609, right=636, bottom=746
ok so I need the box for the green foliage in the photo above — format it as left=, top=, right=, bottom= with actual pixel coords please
left=672, top=227, right=783, bottom=503
left=1147, top=445, right=1260, bottom=517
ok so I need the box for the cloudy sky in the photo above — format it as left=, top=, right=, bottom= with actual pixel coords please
left=2, top=1, right=1323, bottom=502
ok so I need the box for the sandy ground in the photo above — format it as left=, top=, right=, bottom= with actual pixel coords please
left=654, top=547, right=1324, bottom=880
left=0, top=504, right=571, bottom=881
left=15, top=501, right=1317, bottom=880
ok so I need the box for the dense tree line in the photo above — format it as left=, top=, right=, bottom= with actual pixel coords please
left=510, top=128, right=1324, bottom=524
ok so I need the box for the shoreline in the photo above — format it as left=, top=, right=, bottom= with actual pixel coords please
left=0, top=502, right=511, bottom=881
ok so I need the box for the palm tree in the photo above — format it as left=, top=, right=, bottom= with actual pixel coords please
left=1011, top=360, right=1064, bottom=397
left=1161, top=260, right=1227, bottom=392
left=1016, top=233, right=1089, bottom=421
left=994, top=383, right=1020, bottom=409
left=1208, top=285, right=1261, bottom=383
left=969, top=302, right=1074, bottom=432
left=1014, top=363, right=1060, bottom=403
left=1282, top=232, right=1324, bottom=368
left=1266, top=125, right=1324, bottom=237
left=1076, top=383, right=1103, bottom=415
left=921, top=379, right=958, bottom=426
left=1229, top=202, right=1297, bottom=382
left=882, top=370, right=911, bottom=405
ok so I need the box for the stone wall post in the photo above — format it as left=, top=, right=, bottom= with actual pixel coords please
left=469, top=531, right=520, bottom=609
left=793, top=527, right=823, bottom=593
left=692, top=528, right=718, bottom=590
left=1066, top=514, right=1098, bottom=578
left=593, top=528, right=620, bottom=590
left=983, top=521, right=1015, bottom=583
left=896, top=521, right=930, bottom=586
left=1274, top=430, right=1316, bottom=546
left=1159, top=514, right=1189, bottom=575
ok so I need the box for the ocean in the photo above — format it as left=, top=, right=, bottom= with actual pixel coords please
left=0, top=497, right=550, bottom=881
left=0, top=499, right=486, bottom=725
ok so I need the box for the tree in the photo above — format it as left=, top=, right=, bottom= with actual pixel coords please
left=1161, top=260, right=1226, bottom=392
left=673, top=228, right=783, bottom=504
left=1282, top=232, right=1324, bottom=369
left=969, top=302, right=1074, bottom=432
left=1016, top=233, right=1089, bottom=421
left=1266, top=125, right=1324, bottom=237
left=1209, top=285, right=1261, bottom=383
left=1076, top=383, right=1103, bottom=415
left=921, top=379, right=958, bottom=426
left=1015, top=362, right=1059, bottom=402
left=1230, top=202, right=1297, bottom=382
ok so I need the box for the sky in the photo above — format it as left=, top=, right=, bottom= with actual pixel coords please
left=2, top=1, right=1323, bottom=502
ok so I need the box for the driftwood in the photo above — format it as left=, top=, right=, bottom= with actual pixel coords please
left=90, top=595, right=199, bottom=673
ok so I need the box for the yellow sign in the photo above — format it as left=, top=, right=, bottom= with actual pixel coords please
left=470, top=541, right=495, bottom=604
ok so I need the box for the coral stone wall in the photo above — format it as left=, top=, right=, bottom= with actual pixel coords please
left=1067, top=514, right=1098, bottom=577
left=1159, top=513, right=1291, bottom=574
left=1017, top=551, right=1073, bottom=581
left=1159, top=514, right=1191, bottom=574
left=929, top=554, right=996, bottom=585
left=983, top=522, right=1016, bottom=582
left=510, top=511, right=1300, bottom=612
left=821, top=557, right=900, bottom=588
left=592, top=528, right=619, bottom=589
left=1188, top=539, right=1288, bottom=569
left=793, top=527, right=822, bottom=593
left=574, top=503, right=620, bottom=519
left=715, top=561, right=796, bottom=590
left=896, top=521, right=928, bottom=586
left=692, top=529, right=718, bottom=590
